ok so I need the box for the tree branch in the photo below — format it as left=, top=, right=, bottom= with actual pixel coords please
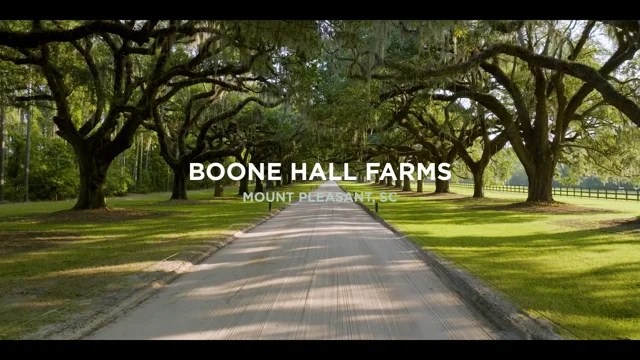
left=0, top=20, right=153, bottom=48
left=381, top=42, right=640, bottom=127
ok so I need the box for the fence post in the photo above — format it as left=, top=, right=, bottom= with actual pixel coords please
left=580, top=187, right=583, bottom=198
left=597, top=188, right=599, bottom=199
left=573, top=187, right=576, bottom=197
left=626, top=189, right=628, bottom=201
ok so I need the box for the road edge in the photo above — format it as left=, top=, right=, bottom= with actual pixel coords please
left=340, top=184, right=564, bottom=340
left=41, top=195, right=302, bottom=340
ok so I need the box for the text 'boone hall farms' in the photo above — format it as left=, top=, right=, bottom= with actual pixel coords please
left=189, top=162, right=452, bottom=182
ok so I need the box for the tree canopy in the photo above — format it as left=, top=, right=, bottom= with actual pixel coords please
left=1, top=20, right=639, bottom=206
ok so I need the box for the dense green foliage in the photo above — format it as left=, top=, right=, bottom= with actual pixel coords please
left=0, top=20, right=639, bottom=204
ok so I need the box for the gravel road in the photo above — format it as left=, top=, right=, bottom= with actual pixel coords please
left=88, top=181, right=507, bottom=340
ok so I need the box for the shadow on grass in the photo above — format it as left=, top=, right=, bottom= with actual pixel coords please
left=374, top=200, right=543, bottom=225
left=344, top=182, right=640, bottom=339
left=465, top=201, right=619, bottom=215
left=599, top=217, right=640, bottom=232
left=0, top=182, right=315, bottom=339
left=394, top=220, right=640, bottom=339
left=0, top=208, right=256, bottom=339
left=2, top=181, right=637, bottom=340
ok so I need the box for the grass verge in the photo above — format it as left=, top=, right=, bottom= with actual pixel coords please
left=339, top=181, right=640, bottom=340
left=0, top=181, right=319, bottom=340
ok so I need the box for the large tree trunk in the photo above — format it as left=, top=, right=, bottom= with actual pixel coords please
left=171, top=166, right=188, bottom=200
left=394, top=165, right=402, bottom=188
left=254, top=178, right=264, bottom=193
left=385, top=176, right=393, bottom=186
left=238, top=176, right=249, bottom=195
left=266, top=180, right=274, bottom=189
left=74, top=151, right=110, bottom=209
left=275, top=179, right=282, bottom=187
left=0, top=107, right=5, bottom=202
left=434, top=178, right=450, bottom=193
left=434, top=159, right=451, bottom=193
left=417, top=180, right=423, bottom=193
left=284, top=171, right=292, bottom=185
left=526, top=163, right=555, bottom=202
left=402, top=177, right=411, bottom=191
left=214, top=181, right=224, bottom=197
left=472, top=166, right=486, bottom=198
left=237, top=156, right=249, bottom=196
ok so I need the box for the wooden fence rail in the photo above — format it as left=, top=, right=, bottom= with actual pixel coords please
left=450, top=183, right=640, bottom=201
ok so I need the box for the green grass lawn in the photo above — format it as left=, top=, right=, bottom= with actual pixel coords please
left=339, top=181, right=640, bottom=340
left=0, top=181, right=319, bottom=340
